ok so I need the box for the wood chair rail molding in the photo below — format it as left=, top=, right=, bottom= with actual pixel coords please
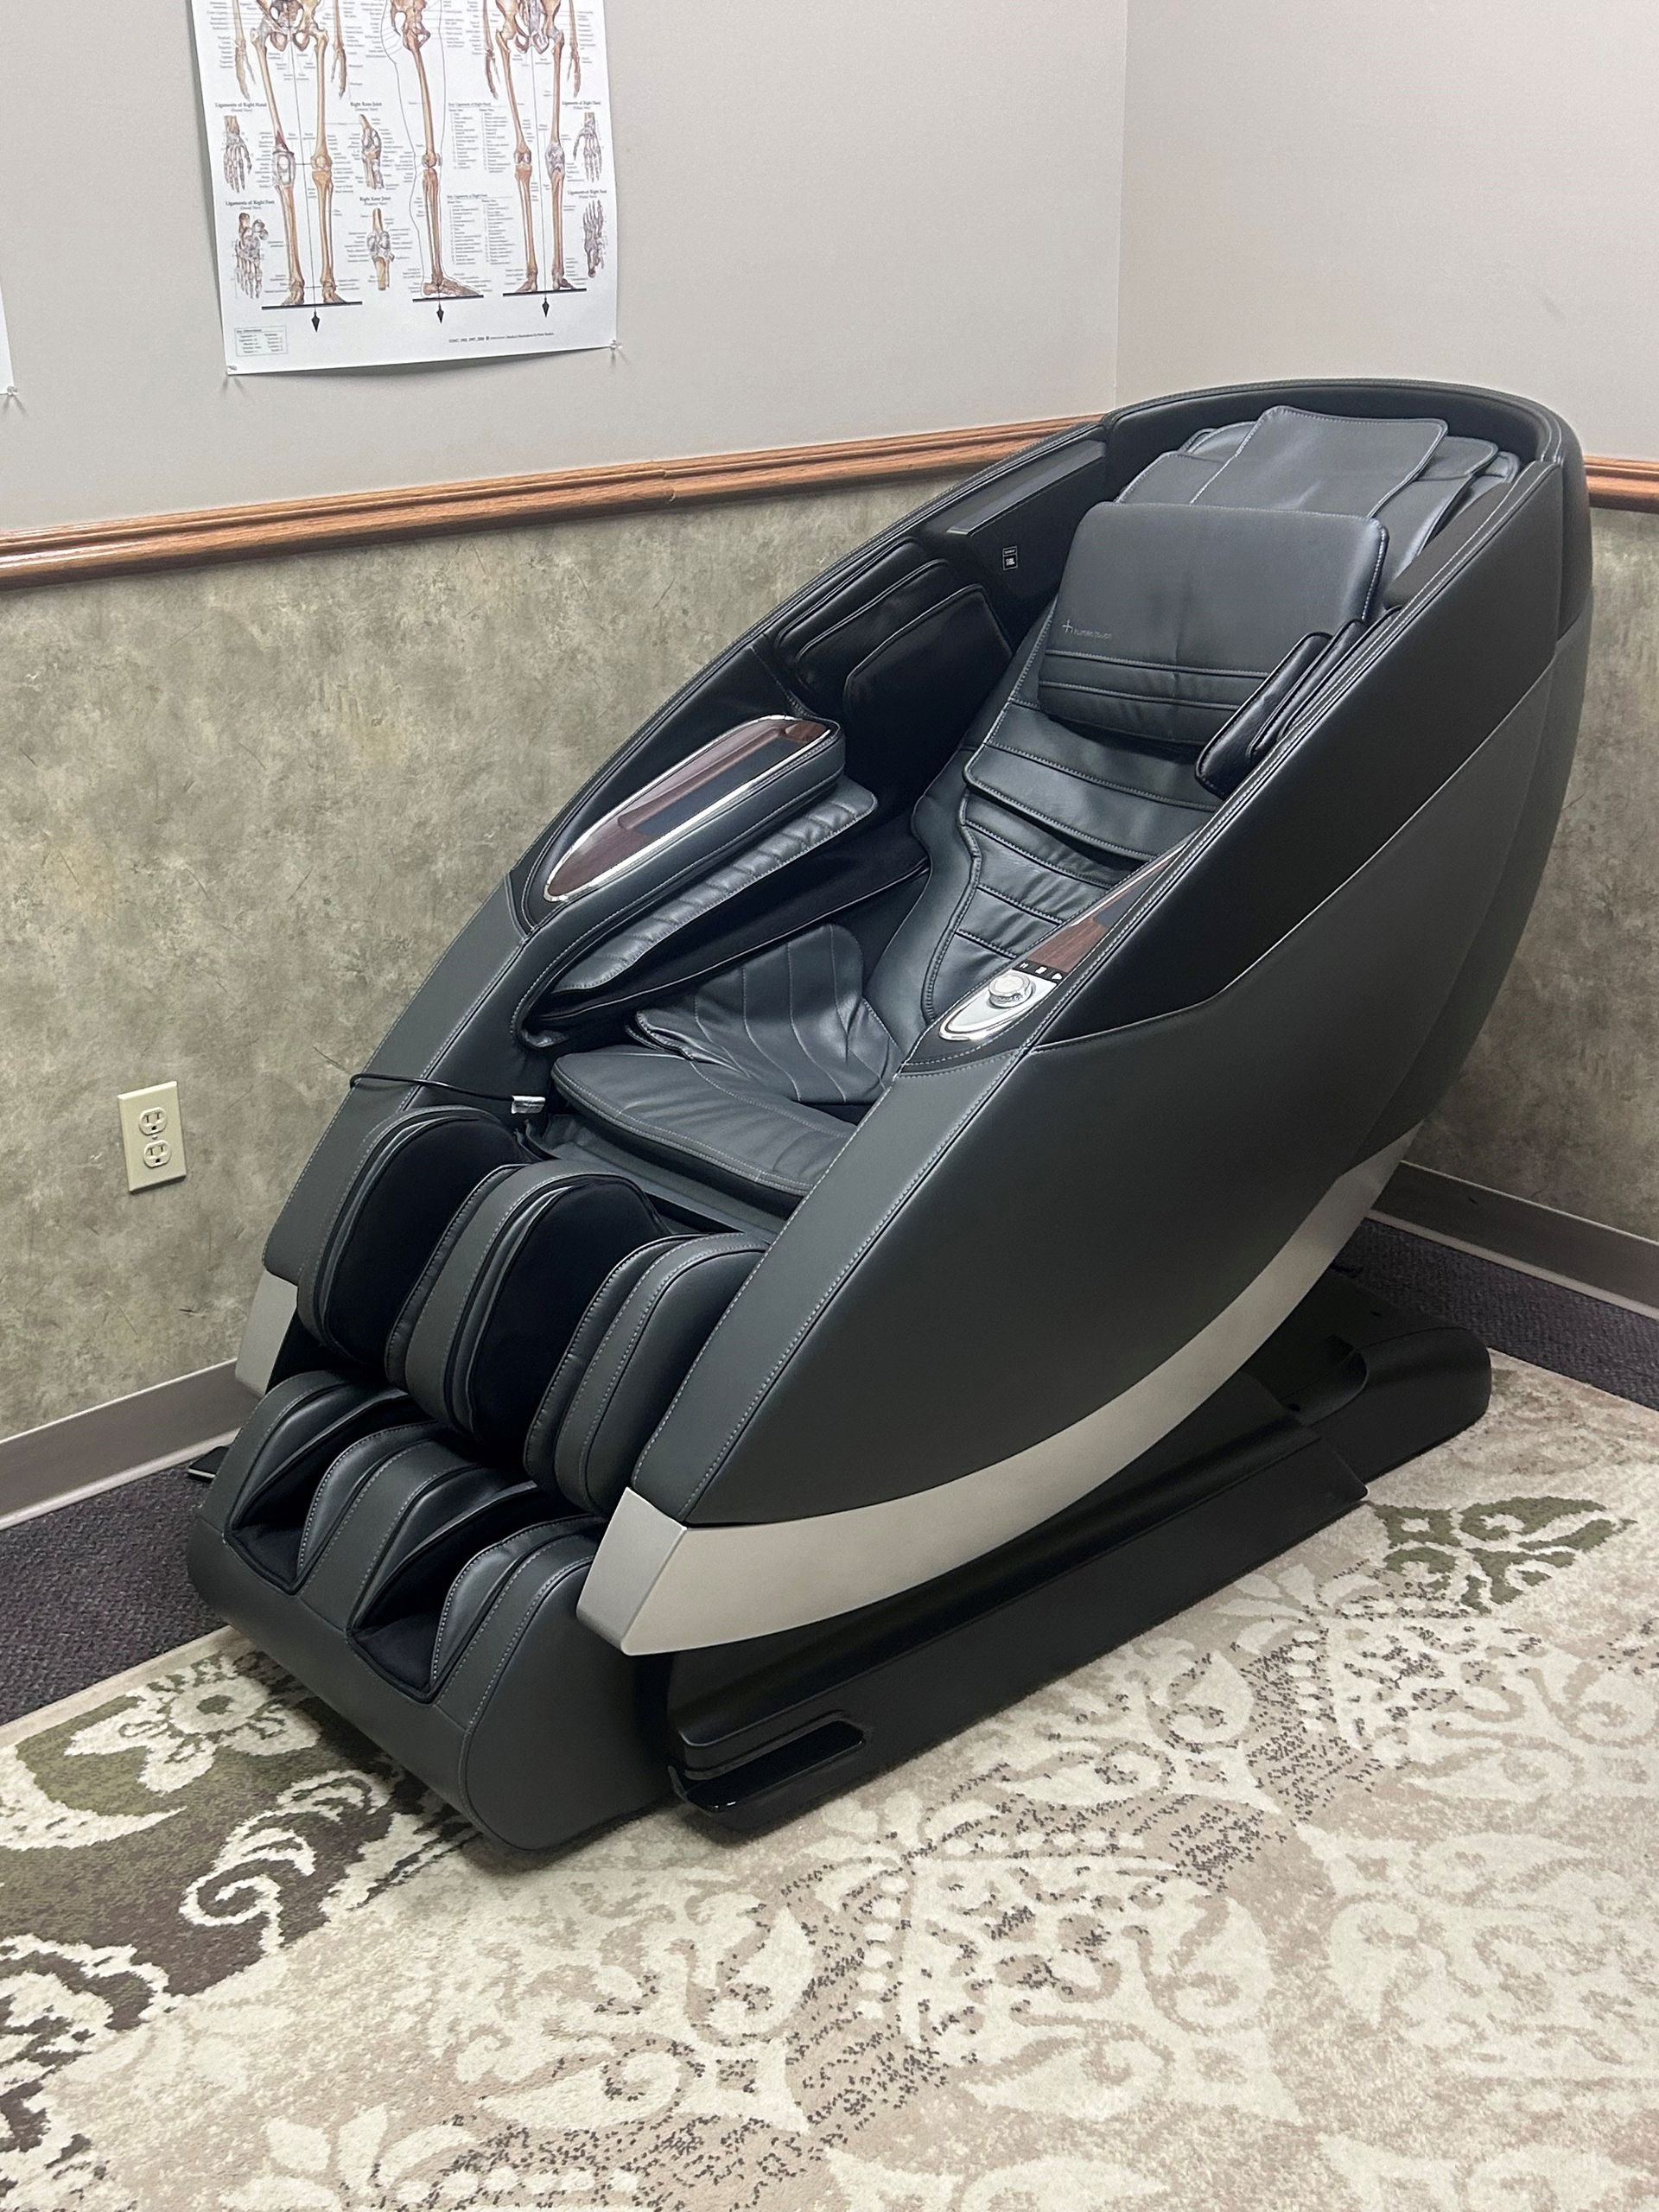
left=0, top=420, right=1079, bottom=593
left=0, top=422, right=1647, bottom=591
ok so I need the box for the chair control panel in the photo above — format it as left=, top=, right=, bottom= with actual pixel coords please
left=939, top=902, right=1122, bottom=1041
left=940, top=967, right=1058, bottom=1042
left=935, top=845, right=1186, bottom=1046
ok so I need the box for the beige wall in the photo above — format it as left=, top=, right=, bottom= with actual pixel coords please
left=1118, top=0, right=1659, bottom=456
left=0, top=3, right=1125, bottom=531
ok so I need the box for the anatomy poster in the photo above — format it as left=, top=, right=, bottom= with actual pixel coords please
left=190, top=1, right=616, bottom=374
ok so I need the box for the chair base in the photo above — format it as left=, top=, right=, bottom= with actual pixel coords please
left=663, top=1269, right=1490, bottom=1832
left=191, top=1269, right=1486, bottom=1853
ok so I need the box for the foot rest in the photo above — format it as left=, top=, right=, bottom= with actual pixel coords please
left=201, top=1370, right=425, bottom=1590
left=190, top=1404, right=665, bottom=1850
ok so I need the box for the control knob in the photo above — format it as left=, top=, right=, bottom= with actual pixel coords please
left=987, top=970, right=1036, bottom=1010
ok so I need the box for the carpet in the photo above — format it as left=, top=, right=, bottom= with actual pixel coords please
left=3, top=1353, right=1656, bottom=2211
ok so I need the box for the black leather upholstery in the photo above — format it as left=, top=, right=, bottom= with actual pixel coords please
left=192, top=1400, right=664, bottom=1847
left=551, top=1233, right=768, bottom=1515
left=864, top=616, right=1202, bottom=1048
left=632, top=924, right=900, bottom=1106
left=1122, top=409, right=1518, bottom=592
left=1125, top=404, right=1442, bottom=518
left=523, top=1234, right=690, bottom=1479
left=1035, top=501, right=1385, bottom=745
left=550, top=410, right=1436, bottom=1196
left=398, top=1166, right=666, bottom=1454
left=556, top=780, right=877, bottom=993
left=553, top=1040, right=855, bottom=1205
left=299, top=1106, right=526, bottom=1371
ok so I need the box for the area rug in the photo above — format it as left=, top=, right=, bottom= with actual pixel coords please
left=3, top=1353, right=1656, bottom=2212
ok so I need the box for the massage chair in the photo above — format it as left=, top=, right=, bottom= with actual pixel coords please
left=191, top=380, right=1591, bottom=1849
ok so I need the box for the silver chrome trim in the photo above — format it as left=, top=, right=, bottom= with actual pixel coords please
left=543, top=728, right=835, bottom=906
left=578, top=1133, right=1414, bottom=1653
left=941, top=970, right=1058, bottom=1041
left=235, top=1269, right=299, bottom=1396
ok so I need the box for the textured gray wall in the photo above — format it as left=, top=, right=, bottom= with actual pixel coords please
left=1414, top=509, right=1659, bottom=1236
left=0, top=479, right=948, bottom=1435
left=2, top=491, right=1653, bottom=1438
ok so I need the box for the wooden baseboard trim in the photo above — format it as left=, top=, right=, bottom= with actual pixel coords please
left=1373, top=1163, right=1659, bottom=1323
left=0, top=418, right=1084, bottom=593
left=0, top=1363, right=254, bottom=1531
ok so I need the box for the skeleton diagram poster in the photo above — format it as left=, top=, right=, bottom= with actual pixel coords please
left=189, top=1, right=616, bottom=374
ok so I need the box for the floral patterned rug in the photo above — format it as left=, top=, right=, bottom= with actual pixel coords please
left=3, top=1354, right=1656, bottom=2212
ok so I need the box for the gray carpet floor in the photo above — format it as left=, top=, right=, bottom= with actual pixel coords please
left=0, top=1469, right=219, bottom=1726
left=2, top=1223, right=1654, bottom=1729
left=1343, top=1218, right=1659, bottom=1410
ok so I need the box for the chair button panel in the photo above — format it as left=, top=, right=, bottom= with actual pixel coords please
left=940, top=969, right=1058, bottom=1042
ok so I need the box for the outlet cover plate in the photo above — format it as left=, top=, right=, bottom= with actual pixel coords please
left=118, top=1081, right=188, bottom=1193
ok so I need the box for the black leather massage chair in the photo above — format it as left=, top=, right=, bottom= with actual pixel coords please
left=192, top=380, right=1591, bottom=1849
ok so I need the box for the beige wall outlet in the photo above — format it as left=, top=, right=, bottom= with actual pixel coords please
left=118, top=1080, right=188, bottom=1193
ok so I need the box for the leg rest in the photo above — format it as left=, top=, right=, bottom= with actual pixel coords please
left=396, top=1165, right=668, bottom=1457
left=545, top=1232, right=767, bottom=1514
left=297, top=1106, right=528, bottom=1372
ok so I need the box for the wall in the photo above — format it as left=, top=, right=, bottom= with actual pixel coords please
left=0, top=476, right=952, bottom=1436
left=1117, top=0, right=1659, bottom=455
left=0, top=3, right=1126, bottom=531
left=1413, top=509, right=1659, bottom=1236
left=1116, top=0, right=1659, bottom=1244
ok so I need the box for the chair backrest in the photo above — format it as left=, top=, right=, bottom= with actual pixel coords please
left=868, top=504, right=1380, bottom=1044
left=867, top=405, right=1521, bottom=1047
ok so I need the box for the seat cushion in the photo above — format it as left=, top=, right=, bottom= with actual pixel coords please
left=552, top=1046, right=855, bottom=1207
left=632, top=923, right=899, bottom=1108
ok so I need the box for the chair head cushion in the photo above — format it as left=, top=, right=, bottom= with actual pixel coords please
left=1037, top=499, right=1388, bottom=752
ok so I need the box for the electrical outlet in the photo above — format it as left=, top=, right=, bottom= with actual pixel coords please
left=118, top=1081, right=188, bottom=1193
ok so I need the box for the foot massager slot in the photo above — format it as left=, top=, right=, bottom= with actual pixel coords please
left=190, top=1414, right=664, bottom=1849
left=216, top=1372, right=426, bottom=1588
left=349, top=1473, right=579, bottom=1694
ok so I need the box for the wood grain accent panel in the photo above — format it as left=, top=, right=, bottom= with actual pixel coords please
left=0, top=419, right=1087, bottom=593
left=0, top=426, right=1645, bottom=593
